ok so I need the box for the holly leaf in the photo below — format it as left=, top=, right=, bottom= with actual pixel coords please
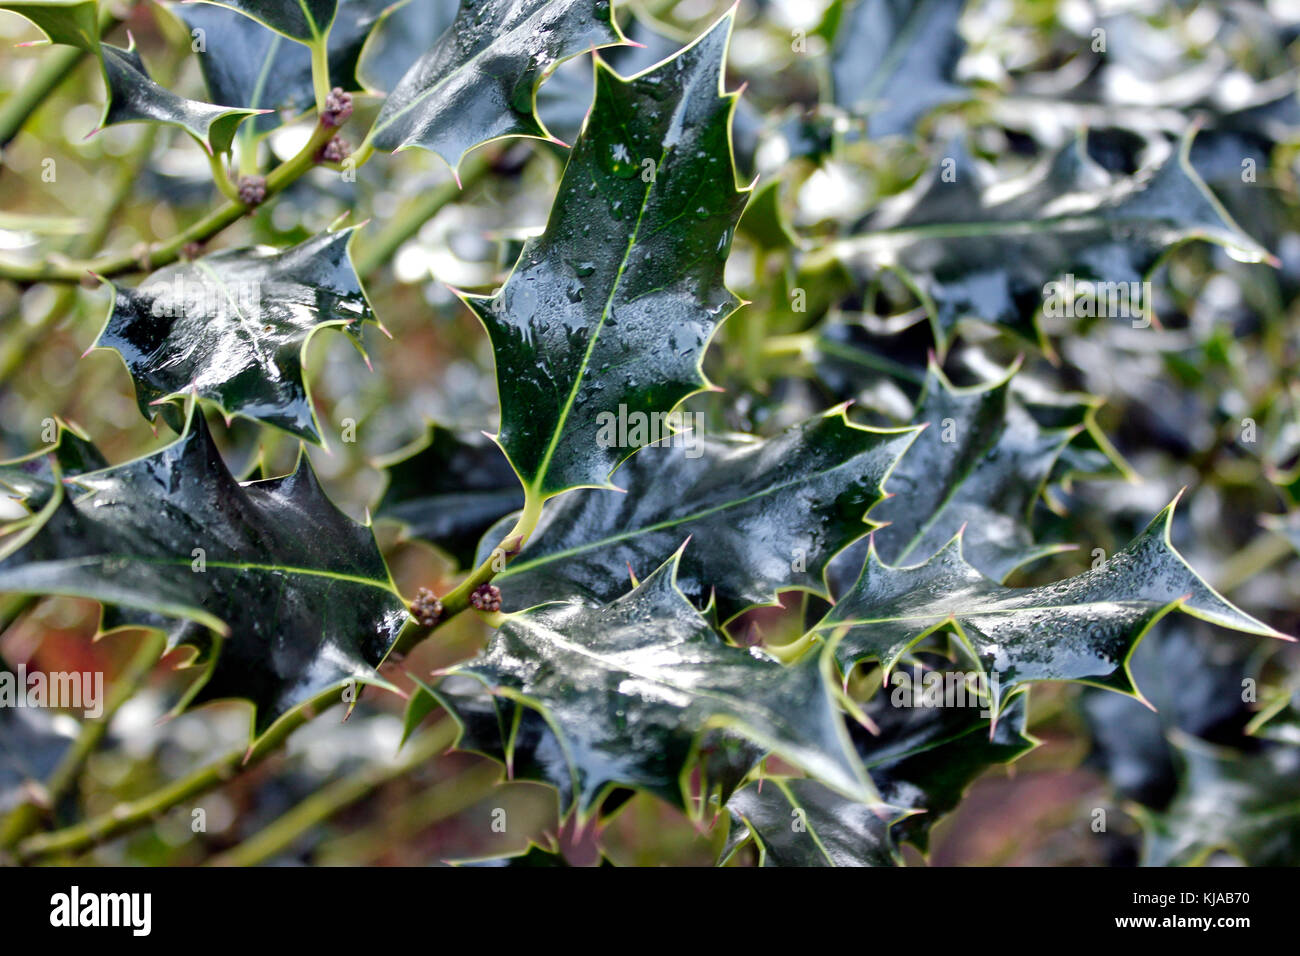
left=94, top=228, right=377, bottom=444
left=417, top=670, right=760, bottom=819
left=365, top=0, right=628, bottom=170
left=722, top=681, right=1033, bottom=866
left=375, top=424, right=524, bottom=569
left=737, top=178, right=800, bottom=254
left=534, top=13, right=681, bottom=149
left=1020, top=384, right=1133, bottom=490
left=98, top=39, right=264, bottom=155
left=175, top=0, right=389, bottom=135
left=722, top=778, right=908, bottom=867
left=475, top=409, right=916, bottom=622
left=1138, top=736, right=1300, bottom=866
left=453, top=842, right=614, bottom=867
left=851, top=361, right=1085, bottom=584
left=463, top=12, right=748, bottom=501
left=815, top=497, right=1286, bottom=712
left=1083, top=623, right=1256, bottom=809
left=830, top=0, right=970, bottom=138
left=832, top=137, right=1274, bottom=349
left=414, top=674, right=576, bottom=804
left=355, top=0, right=459, bottom=93
left=0, top=419, right=106, bottom=509
left=856, top=682, right=1036, bottom=850
left=0, top=409, right=407, bottom=737
left=807, top=311, right=932, bottom=405
left=0, top=0, right=99, bottom=51
left=449, top=548, right=876, bottom=817
left=181, top=0, right=337, bottom=43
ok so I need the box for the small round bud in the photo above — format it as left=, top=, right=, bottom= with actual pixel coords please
left=237, top=175, right=267, bottom=207
left=410, top=587, right=443, bottom=627
left=318, top=135, right=351, bottom=164
left=322, top=87, right=353, bottom=127
left=470, top=584, right=502, bottom=613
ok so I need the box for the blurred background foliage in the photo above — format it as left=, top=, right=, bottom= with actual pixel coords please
left=1, top=0, right=1299, bottom=865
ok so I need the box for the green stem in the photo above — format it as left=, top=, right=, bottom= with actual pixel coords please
left=391, top=491, right=544, bottom=657
left=314, top=760, right=501, bottom=865
left=206, top=719, right=459, bottom=867
left=348, top=138, right=375, bottom=171
left=762, top=333, right=815, bottom=358
left=353, top=150, right=493, bottom=278
left=310, top=38, right=331, bottom=115
left=0, top=5, right=126, bottom=151
left=0, top=48, right=83, bottom=152
left=0, top=630, right=165, bottom=850
left=207, top=149, right=240, bottom=202
left=0, top=122, right=337, bottom=285
left=0, top=124, right=159, bottom=386
left=14, top=688, right=342, bottom=861
left=744, top=255, right=767, bottom=379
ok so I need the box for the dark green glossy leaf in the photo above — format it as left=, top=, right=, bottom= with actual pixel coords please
left=176, top=0, right=388, bottom=135
left=1022, top=384, right=1133, bottom=489
left=375, top=425, right=524, bottom=569
left=534, top=13, right=680, bottom=149
left=99, top=40, right=263, bottom=154
left=182, top=0, right=337, bottom=43
left=476, top=409, right=916, bottom=621
left=1083, top=623, right=1256, bottom=809
left=455, top=843, right=598, bottom=866
left=815, top=498, right=1284, bottom=712
left=94, top=228, right=376, bottom=444
left=421, top=672, right=759, bottom=816
left=856, top=683, right=1036, bottom=850
left=355, top=0, right=458, bottom=93
left=465, top=13, right=748, bottom=500
left=720, top=681, right=1031, bottom=864
left=416, top=674, right=575, bottom=807
left=807, top=311, right=932, bottom=405
left=722, top=778, right=907, bottom=867
left=450, top=549, right=875, bottom=816
left=737, top=178, right=799, bottom=254
left=1138, top=737, right=1300, bottom=866
left=858, top=362, right=1083, bottom=583
left=832, top=138, right=1273, bottom=348
left=0, top=410, right=407, bottom=737
left=830, top=0, right=969, bottom=138
left=0, top=0, right=99, bottom=51
left=0, top=419, right=105, bottom=509
left=366, top=0, right=626, bottom=169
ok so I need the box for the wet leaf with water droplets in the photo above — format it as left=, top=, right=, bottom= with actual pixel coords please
left=366, top=0, right=626, bottom=169
left=465, top=12, right=749, bottom=500
left=95, top=229, right=377, bottom=444
left=0, top=409, right=406, bottom=737
left=443, top=549, right=876, bottom=816
left=475, top=409, right=917, bottom=621
left=816, top=498, right=1285, bottom=711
